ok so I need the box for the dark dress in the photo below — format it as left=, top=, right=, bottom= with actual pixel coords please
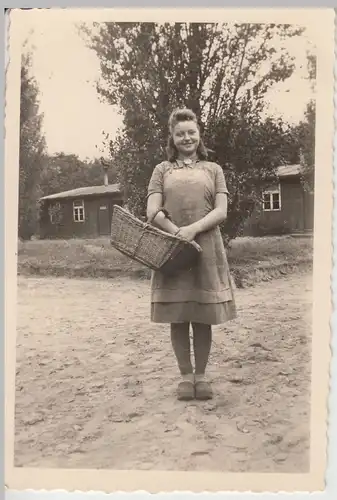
left=147, top=159, right=237, bottom=325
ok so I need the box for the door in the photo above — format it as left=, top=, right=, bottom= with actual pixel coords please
left=98, top=204, right=110, bottom=235
left=282, top=182, right=305, bottom=232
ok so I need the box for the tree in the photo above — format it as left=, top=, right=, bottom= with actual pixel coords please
left=39, top=152, right=118, bottom=197
left=295, top=54, right=316, bottom=193
left=84, top=22, right=305, bottom=240
left=19, top=51, right=46, bottom=239
left=211, top=117, right=302, bottom=240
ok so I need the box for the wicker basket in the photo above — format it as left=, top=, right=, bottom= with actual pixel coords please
left=110, top=205, right=200, bottom=275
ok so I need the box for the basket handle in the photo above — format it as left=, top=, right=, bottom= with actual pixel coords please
left=130, top=208, right=172, bottom=259
left=147, top=207, right=171, bottom=225
left=144, top=207, right=202, bottom=254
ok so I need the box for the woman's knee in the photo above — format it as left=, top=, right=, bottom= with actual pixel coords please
left=191, top=322, right=212, bottom=334
left=171, top=322, right=190, bottom=334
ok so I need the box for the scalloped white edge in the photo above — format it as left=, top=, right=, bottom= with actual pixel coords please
left=4, top=6, right=337, bottom=497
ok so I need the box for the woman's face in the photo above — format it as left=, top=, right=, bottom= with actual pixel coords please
left=172, top=120, right=200, bottom=157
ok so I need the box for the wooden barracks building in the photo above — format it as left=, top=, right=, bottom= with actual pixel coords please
left=39, top=165, right=124, bottom=239
left=39, top=164, right=313, bottom=239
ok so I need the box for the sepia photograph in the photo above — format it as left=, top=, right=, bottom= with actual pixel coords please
left=4, top=7, right=334, bottom=493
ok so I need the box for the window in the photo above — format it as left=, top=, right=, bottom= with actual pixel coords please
left=262, top=185, right=281, bottom=211
left=73, top=199, right=85, bottom=222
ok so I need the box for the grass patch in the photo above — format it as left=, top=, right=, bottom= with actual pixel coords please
left=227, top=236, right=313, bottom=287
left=17, top=235, right=313, bottom=287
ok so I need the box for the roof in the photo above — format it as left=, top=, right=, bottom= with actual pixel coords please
left=276, top=164, right=302, bottom=178
left=40, top=183, right=122, bottom=201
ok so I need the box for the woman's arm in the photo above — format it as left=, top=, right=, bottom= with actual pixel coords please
left=177, top=193, right=227, bottom=241
left=147, top=164, right=179, bottom=235
left=146, top=193, right=180, bottom=235
left=193, top=193, right=228, bottom=234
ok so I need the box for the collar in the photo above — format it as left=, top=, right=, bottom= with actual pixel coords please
left=175, top=157, right=200, bottom=168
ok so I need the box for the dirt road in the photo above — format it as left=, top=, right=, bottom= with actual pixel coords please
left=14, top=273, right=312, bottom=472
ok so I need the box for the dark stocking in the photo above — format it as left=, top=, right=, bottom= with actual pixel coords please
left=170, top=322, right=193, bottom=375
left=192, top=322, right=212, bottom=376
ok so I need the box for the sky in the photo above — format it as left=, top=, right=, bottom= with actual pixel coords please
left=21, top=16, right=315, bottom=161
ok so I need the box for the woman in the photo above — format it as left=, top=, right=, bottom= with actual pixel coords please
left=147, top=108, right=237, bottom=401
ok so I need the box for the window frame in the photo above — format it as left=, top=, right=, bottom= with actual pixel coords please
left=73, top=199, right=85, bottom=223
left=262, top=183, right=282, bottom=212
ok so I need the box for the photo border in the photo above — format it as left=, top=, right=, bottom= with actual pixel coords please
left=3, top=3, right=336, bottom=498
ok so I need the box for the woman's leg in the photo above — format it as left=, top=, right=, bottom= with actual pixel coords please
left=170, top=322, right=193, bottom=376
left=170, top=323, right=194, bottom=400
left=192, top=322, right=212, bottom=376
left=192, top=322, right=213, bottom=399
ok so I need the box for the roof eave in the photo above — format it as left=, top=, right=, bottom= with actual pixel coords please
left=39, top=185, right=123, bottom=201
left=278, top=173, right=302, bottom=179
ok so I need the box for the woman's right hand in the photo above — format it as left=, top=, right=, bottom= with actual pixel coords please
left=176, top=225, right=202, bottom=253
left=190, top=240, right=202, bottom=253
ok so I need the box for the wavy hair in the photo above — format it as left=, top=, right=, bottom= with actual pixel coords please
left=166, top=108, right=208, bottom=162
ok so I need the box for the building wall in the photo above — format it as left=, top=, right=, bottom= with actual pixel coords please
left=303, top=189, right=314, bottom=231
left=40, top=179, right=315, bottom=239
left=243, top=177, right=314, bottom=236
left=40, top=194, right=123, bottom=239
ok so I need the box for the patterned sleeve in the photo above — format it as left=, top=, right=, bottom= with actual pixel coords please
left=215, top=164, right=229, bottom=195
left=147, top=163, right=164, bottom=198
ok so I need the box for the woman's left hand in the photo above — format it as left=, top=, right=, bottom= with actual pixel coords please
left=176, top=224, right=198, bottom=242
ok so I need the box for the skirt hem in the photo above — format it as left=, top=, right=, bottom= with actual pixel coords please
left=151, top=300, right=237, bottom=325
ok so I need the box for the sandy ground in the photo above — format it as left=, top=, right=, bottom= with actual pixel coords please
left=14, top=272, right=312, bottom=472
